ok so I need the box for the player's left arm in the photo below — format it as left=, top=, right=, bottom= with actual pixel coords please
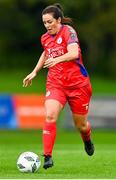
left=43, top=43, right=79, bottom=68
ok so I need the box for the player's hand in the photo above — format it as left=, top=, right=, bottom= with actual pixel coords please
left=43, top=58, right=56, bottom=68
left=23, top=71, right=37, bottom=87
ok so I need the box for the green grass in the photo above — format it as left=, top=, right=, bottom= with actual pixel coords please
left=0, top=129, right=116, bottom=179
left=91, top=76, right=116, bottom=95
left=0, top=70, right=116, bottom=95
left=0, top=69, right=47, bottom=94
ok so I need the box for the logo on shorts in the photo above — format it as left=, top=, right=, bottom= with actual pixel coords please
left=46, top=91, right=51, bottom=97
left=85, top=105, right=89, bottom=110
left=82, top=103, right=89, bottom=110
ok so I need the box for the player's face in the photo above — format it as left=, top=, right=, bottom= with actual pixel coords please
left=42, top=13, right=61, bottom=35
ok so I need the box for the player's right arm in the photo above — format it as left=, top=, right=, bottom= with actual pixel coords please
left=23, top=51, right=47, bottom=87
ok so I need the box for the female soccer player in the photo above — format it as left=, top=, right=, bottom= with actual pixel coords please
left=23, top=3, right=94, bottom=169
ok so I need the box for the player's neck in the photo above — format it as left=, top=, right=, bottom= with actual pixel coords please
left=52, top=24, right=63, bottom=37
left=56, top=24, right=63, bottom=34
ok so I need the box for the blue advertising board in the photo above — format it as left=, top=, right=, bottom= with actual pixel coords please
left=0, top=95, right=17, bottom=129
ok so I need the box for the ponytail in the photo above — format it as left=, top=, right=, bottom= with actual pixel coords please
left=62, top=17, right=73, bottom=25
left=54, top=3, right=73, bottom=25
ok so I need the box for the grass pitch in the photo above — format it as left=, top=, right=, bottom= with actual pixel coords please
left=1, top=69, right=116, bottom=95
left=0, top=129, right=116, bottom=179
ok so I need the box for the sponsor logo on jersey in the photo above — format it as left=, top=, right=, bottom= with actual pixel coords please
left=57, top=37, right=62, bottom=44
left=45, top=43, right=48, bottom=47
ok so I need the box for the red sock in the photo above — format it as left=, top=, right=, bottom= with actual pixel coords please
left=80, top=121, right=91, bottom=142
left=43, top=121, right=56, bottom=156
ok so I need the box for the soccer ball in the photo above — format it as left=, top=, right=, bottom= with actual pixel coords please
left=17, top=151, right=41, bottom=173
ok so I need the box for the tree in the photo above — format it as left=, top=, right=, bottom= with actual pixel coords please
left=0, top=0, right=116, bottom=78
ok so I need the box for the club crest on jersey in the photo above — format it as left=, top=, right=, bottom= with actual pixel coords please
left=57, top=37, right=62, bottom=44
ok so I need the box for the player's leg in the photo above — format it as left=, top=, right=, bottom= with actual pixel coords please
left=73, top=113, right=94, bottom=156
left=43, top=99, right=63, bottom=155
left=68, top=84, right=94, bottom=156
left=43, top=87, right=66, bottom=169
left=43, top=99, right=63, bottom=169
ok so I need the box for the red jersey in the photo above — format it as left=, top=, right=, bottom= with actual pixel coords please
left=41, top=25, right=90, bottom=88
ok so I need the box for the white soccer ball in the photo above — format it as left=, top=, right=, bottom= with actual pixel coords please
left=17, top=151, right=41, bottom=173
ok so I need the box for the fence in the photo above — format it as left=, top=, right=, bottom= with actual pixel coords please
left=0, top=94, right=45, bottom=129
left=63, top=96, right=116, bottom=129
left=0, top=94, right=116, bottom=129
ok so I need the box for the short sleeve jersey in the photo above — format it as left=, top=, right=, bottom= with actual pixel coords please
left=41, top=25, right=90, bottom=88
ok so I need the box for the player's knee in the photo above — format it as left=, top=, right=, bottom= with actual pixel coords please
left=79, top=124, right=88, bottom=133
left=76, top=122, right=87, bottom=133
left=46, top=111, right=56, bottom=122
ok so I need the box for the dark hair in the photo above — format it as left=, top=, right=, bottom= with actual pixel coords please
left=42, top=3, right=72, bottom=25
